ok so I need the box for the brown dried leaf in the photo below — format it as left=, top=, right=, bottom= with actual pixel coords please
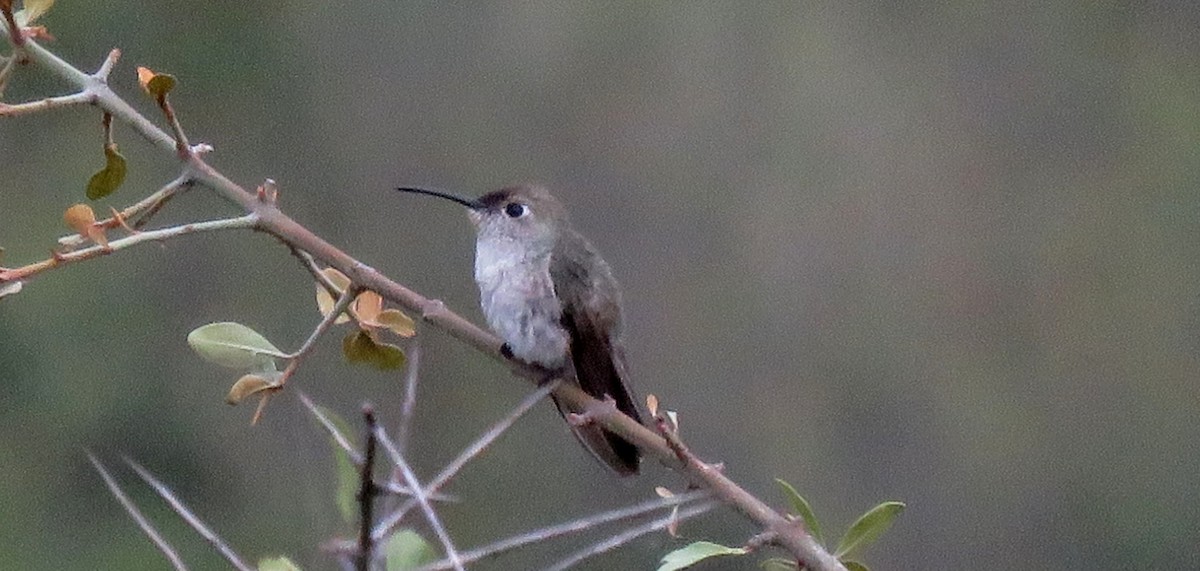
left=226, top=374, right=278, bottom=405
left=315, top=267, right=352, bottom=324
left=375, top=308, right=416, bottom=337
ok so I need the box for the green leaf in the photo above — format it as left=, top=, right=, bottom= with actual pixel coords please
left=333, top=445, right=357, bottom=524
left=834, top=501, right=905, bottom=559
left=146, top=73, right=177, bottom=98
left=86, top=144, right=127, bottom=200
left=842, top=561, right=870, bottom=571
left=658, top=542, right=748, bottom=571
left=187, top=322, right=287, bottom=370
left=775, top=478, right=823, bottom=545
left=760, top=557, right=798, bottom=571
left=257, top=556, right=301, bottom=571
left=316, top=404, right=359, bottom=524
left=386, top=529, right=437, bottom=570
left=342, top=330, right=406, bottom=371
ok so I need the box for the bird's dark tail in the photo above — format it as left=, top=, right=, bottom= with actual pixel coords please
left=552, top=390, right=642, bottom=476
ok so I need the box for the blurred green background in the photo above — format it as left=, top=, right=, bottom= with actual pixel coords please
left=2, top=2, right=1198, bottom=569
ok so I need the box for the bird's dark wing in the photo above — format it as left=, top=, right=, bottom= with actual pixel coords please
left=550, top=232, right=643, bottom=475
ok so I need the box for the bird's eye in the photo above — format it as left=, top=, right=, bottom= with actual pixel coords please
left=504, top=203, right=527, bottom=218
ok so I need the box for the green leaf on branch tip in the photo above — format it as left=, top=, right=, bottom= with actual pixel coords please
left=760, top=558, right=798, bottom=571
left=842, top=561, right=870, bottom=571
left=187, top=322, right=287, bottom=370
left=257, top=556, right=301, bottom=571
left=834, top=501, right=905, bottom=559
left=86, top=144, right=127, bottom=200
left=775, top=478, right=823, bottom=545
left=342, top=330, right=406, bottom=371
left=658, top=542, right=748, bottom=571
left=386, top=529, right=437, bottom=570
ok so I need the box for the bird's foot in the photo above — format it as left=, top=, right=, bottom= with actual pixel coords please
left=566, top=395, right=619, bottom=427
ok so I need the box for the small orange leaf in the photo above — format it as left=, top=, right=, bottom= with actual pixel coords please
left=63, top=203, right=96, bottom=234
left=354, top=290, right=383, bottom=322
left=136, top=67, right=154, bottom=92
left=646, top=394, right=659, bottom=417
left=136, top=66, right=176, bottom=98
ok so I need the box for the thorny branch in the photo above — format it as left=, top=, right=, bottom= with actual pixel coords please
left=0, top=20, right=846, bottom=571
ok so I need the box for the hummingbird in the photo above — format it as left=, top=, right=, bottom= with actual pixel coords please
left=397, top=184, right=644, bottom=475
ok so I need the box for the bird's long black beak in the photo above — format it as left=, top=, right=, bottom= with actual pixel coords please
left=396, top=187, right=483, bottom=210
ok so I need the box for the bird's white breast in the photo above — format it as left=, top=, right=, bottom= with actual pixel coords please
left=474, top=239, right=569, bottom=368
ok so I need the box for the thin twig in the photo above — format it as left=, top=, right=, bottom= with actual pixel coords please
left=372, top=380, right=560, bottom=541
left=298, top=391, right=363, bottom=464
left=55, top=175, right=195, bottom=251
left=0, top=90, right=93, bottom=116
left=296, top=392, right=455, bottom=502
left=124, top=458, right=254, bottom=571
left=287, top=284, right=358, bottom=361
left=95, top=48, right=120, bottom=81
left=1, top=3, right=23, bottom=47
left=357, top=406, right=380, bottom=571
left=0, top=213, right=258, bottom=284
left=372, top=423, right=466, bottom=571
left=395, top=337, right=421, bottom=454
left=541, top=502, right=719, bottom=571
left=155, top=91, right=189, bottom=154
left=87, top=453, right=189, bottom=571
left=0, top=27, right=846, bottom=570
left=286, top=245, right=367, bottom=329
left=414, top=490, right=713, bottom=571
left=0, top=52, right=16, bottom=96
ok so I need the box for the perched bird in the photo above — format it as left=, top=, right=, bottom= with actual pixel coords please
left=397, top=184, right=643, bottom=475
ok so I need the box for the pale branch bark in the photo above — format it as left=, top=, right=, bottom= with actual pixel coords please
left=87, top=454, right=190, bottom=571
left=297, top=392, right=454, bottom=502
left=415, top=490, right=714, bottom=571
left=541, top=502, right=720, bottom=571
left=0, top=27, right=845, bottom=571
left=124, top=458, right=254, bottom=571
left=371, top=380, right=560, bottom=541
left=372, top=421, right=466, bottom=571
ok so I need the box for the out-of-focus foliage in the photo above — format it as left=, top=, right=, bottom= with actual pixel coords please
left=1, top=2, right=1198, bottom=570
